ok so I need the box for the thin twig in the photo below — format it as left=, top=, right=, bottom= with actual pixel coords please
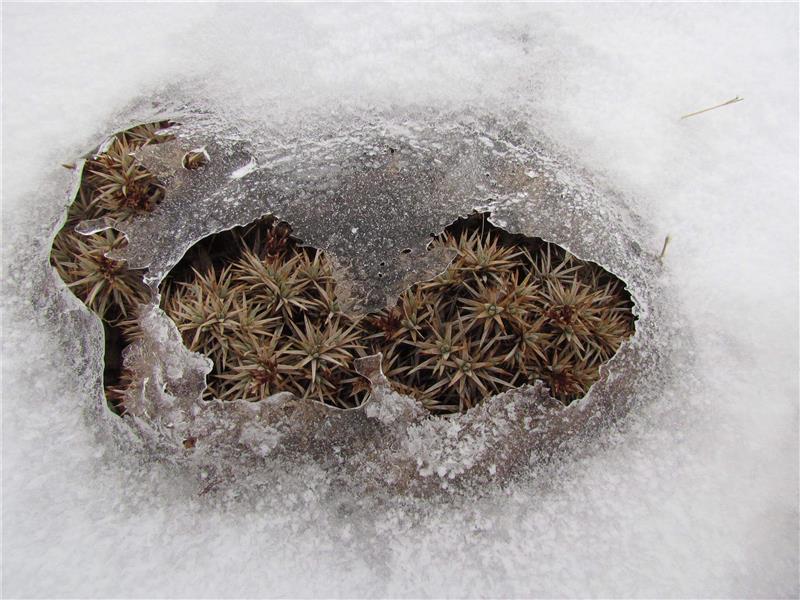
left=658, top=235, right=671, bottom=262
left=680, top=96, right=743, bottom=120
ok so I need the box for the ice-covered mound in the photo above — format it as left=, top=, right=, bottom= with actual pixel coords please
left=52, top=94, right=680, bottom=494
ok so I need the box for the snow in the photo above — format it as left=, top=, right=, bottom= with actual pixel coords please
left=2, top=3, right=798, bottom=598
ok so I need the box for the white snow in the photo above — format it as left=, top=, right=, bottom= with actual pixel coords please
left=2, top=4, right=797, bottom=598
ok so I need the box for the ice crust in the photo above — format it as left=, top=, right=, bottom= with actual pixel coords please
left=3, top=4, right=797, bottom=598
left=78, top=101, right=674, bottom=494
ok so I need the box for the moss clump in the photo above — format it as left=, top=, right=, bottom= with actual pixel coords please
left=362, top=214, right=636, bottom=411
left=160, top=217, right=370, bottom=408
left=49, top=121, right=173, bottom=413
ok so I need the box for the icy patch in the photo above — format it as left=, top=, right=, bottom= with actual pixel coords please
left=52, top=101, right=680, bottom=495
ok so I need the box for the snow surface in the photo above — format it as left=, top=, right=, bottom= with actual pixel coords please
left=2, top=3, right=798, bottom=598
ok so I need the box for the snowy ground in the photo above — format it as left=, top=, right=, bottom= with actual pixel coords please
left=2, top=4, right=798, bottom=598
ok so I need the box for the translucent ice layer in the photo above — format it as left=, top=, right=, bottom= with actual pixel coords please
left=51, top=97, right=680, bottom=493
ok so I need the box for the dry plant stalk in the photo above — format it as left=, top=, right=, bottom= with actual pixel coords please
left=680, top=96, right=743, bottom=120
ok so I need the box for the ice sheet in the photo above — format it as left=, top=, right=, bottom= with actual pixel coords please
left=67, top=102, right=668, bottom=493
left=2, top=4, right=797, bottom=597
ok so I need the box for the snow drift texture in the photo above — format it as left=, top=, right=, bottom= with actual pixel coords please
left=2, top=4, right=798, bottom=598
